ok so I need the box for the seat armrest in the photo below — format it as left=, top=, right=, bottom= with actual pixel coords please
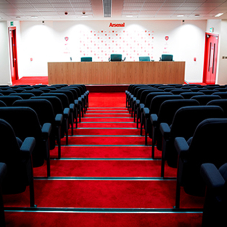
left=42, top=123, right=52, bottom=139
left=160, top=123, right=171, bottom=139
left=69, top=103, right=75, bottom=110
left=174, top=137, right=189, bottom=156
left=20, top=137, right=36, bottom=156
left=150, top=114, right=158, bottom=126
left=200, top=163, right=225, bottom=189
left=78, top=97, right=82, bottom=102
left=136, top=100, right=140, bottom=106
left=139, top=103, right=145, bottom=110
left=74, top=100, right=78, bottom=105
left=63, top=108, right=70, bottom=118
left=55, top=114, right=63, bottom=125
left=0, top=163, right=7, bottom=182
left=143, top=107, right=150, bottom=118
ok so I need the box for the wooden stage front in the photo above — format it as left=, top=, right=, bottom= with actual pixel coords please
left=48, top=61, right=185, bottom=85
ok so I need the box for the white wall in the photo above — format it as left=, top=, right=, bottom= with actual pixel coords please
left=19, top=20, right=207, bottom=83
left=0, top=22, right=11, bottom=85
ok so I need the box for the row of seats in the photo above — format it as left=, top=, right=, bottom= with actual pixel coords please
left=0, top=84, right=89, bottom=226
left=125, top=84, right=227, bottom=223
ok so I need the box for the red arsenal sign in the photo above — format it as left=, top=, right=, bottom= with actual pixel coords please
left=165, top=36, right=169, bottom=41
left=109, top=23, right=125, bottom=27
left=65, top=37, right=69, bottom=41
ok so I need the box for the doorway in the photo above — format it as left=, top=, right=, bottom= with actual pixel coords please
left=203, top=33, right=219, bottom=84
left=8, top=27, right=18, bottom=82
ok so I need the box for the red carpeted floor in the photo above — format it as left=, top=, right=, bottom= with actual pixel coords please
left=4, top=92, right=203, bottom=226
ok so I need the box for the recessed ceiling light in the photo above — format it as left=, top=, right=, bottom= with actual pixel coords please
left=177, top=15, right=184, bottom=17
left=215, top=13, right=223, bottom=17
left=31, top=16, right=38, bottom=19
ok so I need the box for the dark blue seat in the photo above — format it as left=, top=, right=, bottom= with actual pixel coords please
left=0, top=119, right=36, bottom=207
left=174, top=118, right=227, bottom=208
left=190, top=95, right=221, bottom=105
left=13, top=99, right=63, bottom=159
left=200, top=163, right=227, bottom=226
left=160, top=105, right=224, bottom=178
left=0, top=107, right=51, bottom=177
left=150, top=99, right=199, bottom=158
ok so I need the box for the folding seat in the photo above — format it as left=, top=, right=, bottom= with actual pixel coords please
left=12, top=87, right=25, bottom=93
left=156, top=85, right=174, bottom=90
left=150, top=99, right=199, bottom=158
left=0, top=119, right=36, bottom=207
left=144, top=95, right=183, bottom=146
left=171, top=89, right=191, bottom=94
left=163, top=87, right=176, bottom=92
left=160, top=105, right=224, bottom=178
left=67, top=86, right=86, bottom=117
left=13, top=99, right=63, bottom=159
left=60, top=87, right=82, bottom=128
left=46, top=90, right=75, bottom=134
left=205, top=85, right=220, bottom=89
left=180, top=92, right=204, bottom=99
left=9, top=93, right=35, bottom=99
left=125, top=85, right=134, bottom=107
left=41, top=93, right=72, bottom=136
left=0, top=162, right=7, bottom=226
left=132, top=87, right=149, bottom=119
left=0, top=96, right=22, bottom=106
left=0, top=107, right=51, bottom=177
left=200, top=163, right=227, bottom=226
left=140, top=92, right=172, bottom=137
left=174, top=118, right=227, bottom=208
left=212, top=91, right=227, bottom=99
left=32, top=96, right=69, bottom=146
left=135, top=89, right=157, bottom=128
left=190, top=95, right=221, bottom=105
left=207, top=99, right=227, bottom=117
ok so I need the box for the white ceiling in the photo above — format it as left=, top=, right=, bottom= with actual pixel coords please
left=0, top=0, right=227, bottom=21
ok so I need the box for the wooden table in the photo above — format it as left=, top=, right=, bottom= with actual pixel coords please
left=48, top=61, right=185, bottom=85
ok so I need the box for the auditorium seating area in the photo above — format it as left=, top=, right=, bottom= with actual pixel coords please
left=0, top=82, right=227, bottom=226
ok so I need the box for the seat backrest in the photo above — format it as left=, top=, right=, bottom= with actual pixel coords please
left=189, top=118, right=227, bottom=168
left=207, top=99, right=227, bottom=117
left=81, top=57, right=92, bottom=62
left=41, top=93, right=69, bottom=109
left=0, top=96, right=22, bottom=106
left=180, top=92, right=204, bottom=99
left=158, top=99, right=199, bottom=125
left=212, top=92, right=227, bottom=99
left=161, top=54, right=173, bottom=61
left=13, top=99, right=55, bottom=126
left=50, top=90, right=74, bottom=104
left=0, top=119, right=22, bottom=164
left=171, top=105, right=224, bottom=141
left=110, top=54, right=122, bottom=61
left=144, top=92, right=172, bottom=108
left=23, top=89, right=44, bottom=96
left=139, top=56, right=150, bottom=61
left=149, top=95, right=183, bottom=114
left=9, top=93, right=35, bottom=99
left=31, top=96, right=63, bottom=115
left=191, top=95, right=221, bottom=105
left=0, top=90, right=16, bottom=95
left=171, top=89, right=191, bottom=94
left=0, top=100, right=6, bottom=107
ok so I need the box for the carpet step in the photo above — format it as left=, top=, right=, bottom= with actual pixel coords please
left=33, top=160, right=177, bottom=178
left=3, top=180, right=205, bottom=209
